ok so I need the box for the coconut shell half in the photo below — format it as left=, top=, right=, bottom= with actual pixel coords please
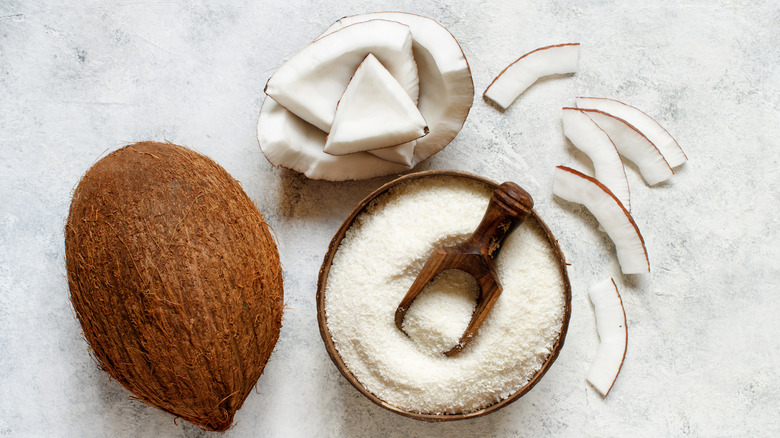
left=65, top=141, right=283, bottom=431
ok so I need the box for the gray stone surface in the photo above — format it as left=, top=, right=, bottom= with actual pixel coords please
left=1, top=0, right=778, bottom=436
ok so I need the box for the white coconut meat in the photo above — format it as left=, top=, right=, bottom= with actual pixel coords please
left=586, top=278, right=627, bottom=397
left=552, top=166, right=649, bottom=274
left=324, top=54, right=428, bottom=164
left=264, top=19, right=419, bottom=133
left=258, top=13, right=473, bottom=181
left=365, top=141, right=417, bottom=167
left=484, top=43, right=580, bottom=110
left=562, top=107, right=630, bottom=211
left=257, top=97, right=409, bottom=180
left=577, top=108, right=674, bottom=186
left=321, top=12, right=474, bottom=163
left=576, top=97, right=687, bottom=168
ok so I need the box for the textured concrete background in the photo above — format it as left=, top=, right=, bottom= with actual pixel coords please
left=1, top=1, right=778, bottom=436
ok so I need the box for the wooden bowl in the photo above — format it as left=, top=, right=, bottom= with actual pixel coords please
left=316, top=170, right=572, bottom=421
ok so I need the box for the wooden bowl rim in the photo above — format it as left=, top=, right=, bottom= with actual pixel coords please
left=316, top=169, right=572, bottom=422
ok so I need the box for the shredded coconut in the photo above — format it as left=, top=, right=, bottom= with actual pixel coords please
left=324, top=176, right=566, bottom=414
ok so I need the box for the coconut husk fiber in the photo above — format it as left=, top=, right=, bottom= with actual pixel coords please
left=65, top=141, right=283, bottom=432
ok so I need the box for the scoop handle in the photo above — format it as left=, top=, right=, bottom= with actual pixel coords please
left=460, top=182, right=534, bottom=259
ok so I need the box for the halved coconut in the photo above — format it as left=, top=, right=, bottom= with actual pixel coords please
left=264, top=19, right=419, bottom=133
left=484, top=43, right=580, bottom=110
left=576, top=97, right=687, bottom=168
left=553, top=166, right=649, bottom=274
left=258, top=13, right=473, bottom=181
left=576, top=108, right=673, bottom=186
left=586, top=278, right=627, bottom=397
left=324, top=54, right=428, bottom=163
left=562, top=107, right=630, bottom=210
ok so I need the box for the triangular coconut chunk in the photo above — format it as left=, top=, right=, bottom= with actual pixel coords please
left=257, top=13, right=474, bottom=181
left=264, top=19, right=419, bottom=133
left=320, top=13, right=474, bottom=164
left=324, top=54, right=428, bottom=159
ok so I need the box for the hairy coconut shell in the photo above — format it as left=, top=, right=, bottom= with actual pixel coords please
left=65, top=141, right=283, bottom=431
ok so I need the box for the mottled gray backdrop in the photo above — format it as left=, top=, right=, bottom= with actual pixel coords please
left=1, top=1, right=778, bottom=436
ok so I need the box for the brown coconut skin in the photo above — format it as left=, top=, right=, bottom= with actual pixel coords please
left=65, top=141, right=283, bottom=432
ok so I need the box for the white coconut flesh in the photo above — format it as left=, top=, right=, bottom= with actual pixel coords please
left=484, top=43, right=580, bottom=110
left=586, top=278, right=627, bottom=397
left=365, top=141, right=416, bottom=167
left=320, top=12, right=474, bottom=164
left=577, top=108, right=673, bottom=186
left=257, top=97, right=410, bottom=180
left=258, top=14, right=472, bottom=181
left=576, top=97, right=687, bottom=168
left=264, top=19, right=419, bottom=133
left=562, top=107, right=630, bottom=211
left=552, top=166, right=649, bottom=274
left=324, top=54, right=428, bottom=164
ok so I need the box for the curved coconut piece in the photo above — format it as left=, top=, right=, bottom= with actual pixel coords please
left=321, top=12, right=474, bottom=163
left=65, top=142, right=283, bottom=431
left=553, top=166, right=649, bottom=274
left=577, top=108, right=673, bottom=186
left=576, top=97, right=687, bottom=167
left=586, top=278, right=627, bottom=397
left=258, top=97, right=410, bottom=180
left=484, top=43, right=580, bottom=109
left=265, top=19, right=419, bottom=133
left=324, top=54, right=428, bottom=160
left=562, top=107, right=630, bottom=211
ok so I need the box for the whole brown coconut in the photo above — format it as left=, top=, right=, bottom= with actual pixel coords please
left=65, top=141, right=283, bottom=432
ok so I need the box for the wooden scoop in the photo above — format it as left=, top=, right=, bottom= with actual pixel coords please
left=394, top=182, right=534, bottom=356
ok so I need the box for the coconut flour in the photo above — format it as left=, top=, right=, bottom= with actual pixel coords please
left=324, top=176, right=566, bottom=414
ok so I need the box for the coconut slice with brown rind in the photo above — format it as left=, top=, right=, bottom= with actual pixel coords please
left=484, top=43, right=580, bottom=109
left=576, top=97, right=687, bottom=168
left=587, top=278, right=627, bottom=397
left=553, top=166, right=649, bottom=274
left=577, top=108, right=673, bottom=186
left=562, top=107, right=630, bottom=211
left=324, top=54, right=427, bottom=164
left=264, top=19, right=419, bottom=133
